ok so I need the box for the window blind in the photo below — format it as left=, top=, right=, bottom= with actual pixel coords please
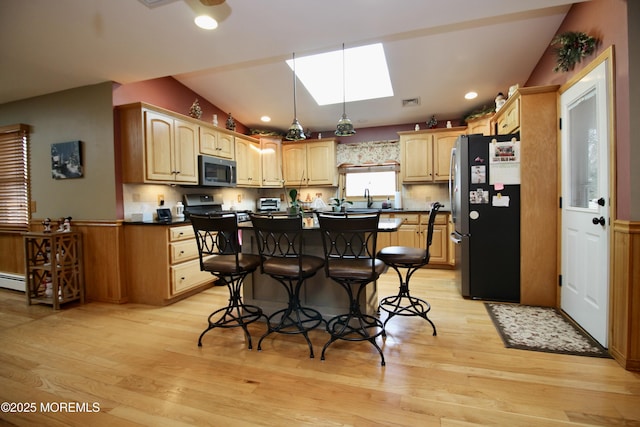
left=0, top=124, right=30, bottom=233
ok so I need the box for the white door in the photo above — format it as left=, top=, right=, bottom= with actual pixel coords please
left=560, top=60, right=610, bottom=347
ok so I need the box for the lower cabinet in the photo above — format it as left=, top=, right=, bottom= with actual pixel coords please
left=388, top=212, right=452, bottom=267
left=124, top=224, right=214, bottom=305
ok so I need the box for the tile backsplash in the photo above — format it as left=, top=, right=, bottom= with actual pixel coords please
left=122, top=183, right=449, bottom=221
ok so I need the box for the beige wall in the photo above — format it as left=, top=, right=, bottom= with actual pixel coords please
left=0, top=82, right=117, bottom=221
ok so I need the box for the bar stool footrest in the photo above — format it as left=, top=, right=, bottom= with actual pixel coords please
left=258, top=305, right=325, bottom=358
left=198, top=304, right=264, bottom=349
left=379, top=294, right=436, bottom=335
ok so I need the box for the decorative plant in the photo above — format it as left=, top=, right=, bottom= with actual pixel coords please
left=189, top=98, right=202, bottom=119
left=551, top=31, right=598, bottom=73
left=289, top=188, right=299, bottom=207
left=330, top=198, right=353, bottom=211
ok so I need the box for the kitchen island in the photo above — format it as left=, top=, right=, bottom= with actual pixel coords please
left=238, top=216, right=403, bottom=319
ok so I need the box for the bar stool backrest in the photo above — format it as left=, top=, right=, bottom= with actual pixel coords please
left=424, top=202, right=443, bottom=260
left=190, top=213, right=241, bottom=271
left=250, top=213, right=305, bottom=275
left=317, top=212, right=381, bottom=279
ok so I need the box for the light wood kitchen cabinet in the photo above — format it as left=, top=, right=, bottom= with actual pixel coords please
left=125, top=224, right=214, bottom=305
left=490, top=85, right=559, bottom=306
left=118, top=103, right=198, bottom=185
left=282, top=138, right=337, bottom=187
left=429, top=214, right=449, bottom=265
left=146, top=111, right=198, bottom=183
left=199, top=125, right=235, bottom=159
left=494, top=96, right=521, bottom=135
left=235, top=136, right=261, bottom=187
left=392, top=212, right=451, bottom=266
left=466, top=114, right=494, bottom=135
left=432, top=131, right=461, bottom=182
left=395, top=213, right=421, bottom=247
left=399, top=128, right=465, bottom=183
left=258, top=136, right=283, bottom=187
left=377, top=213, right=398, bottom=249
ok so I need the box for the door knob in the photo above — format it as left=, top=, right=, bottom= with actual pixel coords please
left=592, top=216, right=606, bottom=226
left=597, top=197, right=605, bottom=206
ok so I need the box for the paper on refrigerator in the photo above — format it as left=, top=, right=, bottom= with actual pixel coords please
left=489, top=138, right=521, bottom=185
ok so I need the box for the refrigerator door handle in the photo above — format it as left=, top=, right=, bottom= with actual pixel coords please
left=449, top=147, right=457, bottom=221
left=450, top=231, right=463, bottom=244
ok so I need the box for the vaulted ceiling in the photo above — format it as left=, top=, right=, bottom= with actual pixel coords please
left=0, top=0, right=580, bottom=133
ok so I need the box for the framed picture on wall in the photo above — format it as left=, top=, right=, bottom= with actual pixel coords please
left=51, top=140, right=83, bottom=179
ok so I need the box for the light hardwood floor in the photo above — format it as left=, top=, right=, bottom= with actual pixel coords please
left=1, top=269, right=639, bottom=426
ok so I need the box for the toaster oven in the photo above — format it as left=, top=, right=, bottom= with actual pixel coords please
left=257, top=197, right=281, bottom=212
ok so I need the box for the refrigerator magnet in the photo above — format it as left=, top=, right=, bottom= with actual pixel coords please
left=471, top=165, right=486, bottom=184
left=470, top=189, right=489, bottom=204
left=470, top=211, right=480, bottom=220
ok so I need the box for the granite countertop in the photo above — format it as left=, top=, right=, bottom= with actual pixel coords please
left=123, top=207, right=450, bottom=226
left=238, top=217, right=403, bottom=232
left=124, top=219, right=191, bottom=226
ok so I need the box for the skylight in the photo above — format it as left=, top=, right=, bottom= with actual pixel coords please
left=286, top=43, right=394, bottom=106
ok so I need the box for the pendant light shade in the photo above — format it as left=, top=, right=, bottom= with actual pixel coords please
left=286, top=52, right=306, bottom=141
left=335, top=43, right=356, bottom=137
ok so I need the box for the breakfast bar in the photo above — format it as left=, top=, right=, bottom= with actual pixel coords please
left=238, top=215, right=403, bottom=319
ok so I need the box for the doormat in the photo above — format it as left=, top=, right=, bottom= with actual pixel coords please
left=485, top=303, right=610, bottom=358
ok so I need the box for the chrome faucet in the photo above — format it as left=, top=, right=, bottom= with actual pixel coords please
left=364, top=188, right=373, bottom=208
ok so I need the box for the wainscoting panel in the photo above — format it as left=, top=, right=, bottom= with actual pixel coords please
left=611, top=219, right=640, bottom=371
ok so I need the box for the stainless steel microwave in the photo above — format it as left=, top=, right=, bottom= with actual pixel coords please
left=198, top=155, right=236, bottom=187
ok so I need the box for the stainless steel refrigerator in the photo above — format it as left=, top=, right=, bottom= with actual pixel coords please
left=449, top=134, right=520, bottom=302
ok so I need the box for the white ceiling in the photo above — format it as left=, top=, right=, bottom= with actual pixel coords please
left=0, top=0, right=579, bottom=133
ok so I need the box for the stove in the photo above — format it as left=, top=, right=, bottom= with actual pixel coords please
left=183, top=194, right=251, bottom=223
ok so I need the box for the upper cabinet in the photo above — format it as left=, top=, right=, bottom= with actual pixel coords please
left=199, top=125, right=235, bottom=159
left=494, top=97, right=521, bottom=135
left=235, top=136, right=262, bottom=187
left=234, top=135, right=283, bottom=188
left=399, top=128, right=466, bottom=183
left=282, top=138, right=337, bottom=187
left=466, top=114, right=494, bottom=136
left=119, top=104, right=199, bottom=185
left=118, top=102, right=242, bottom=185
left=258, top=136, right=283, bottom=188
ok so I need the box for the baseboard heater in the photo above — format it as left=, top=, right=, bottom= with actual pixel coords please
left=0, top=272, right=25, bottom=292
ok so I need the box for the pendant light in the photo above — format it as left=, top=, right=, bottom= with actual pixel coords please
left=335, top=43, right=356, bottom=137
left=285, top=52, right=306, bottom=141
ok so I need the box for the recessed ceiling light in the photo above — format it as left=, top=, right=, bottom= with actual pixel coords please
left=286, top=43, right=394, bottom=106
left=465, top=91, right=478, bottom=100
left=260, top=116, right=271, bottom=122
left=194, top=15, right=218, bottom=30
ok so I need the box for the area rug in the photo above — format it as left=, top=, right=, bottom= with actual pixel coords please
left=485, top=303, right=610, bottom=358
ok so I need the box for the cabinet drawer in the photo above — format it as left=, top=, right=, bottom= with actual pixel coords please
left=169, top=225, right=194, bottom=241
left=397, top=213, right=419, bottom=224
left=170, top=239, right=199, bottom=264
left=171, top=259, right=213, bottom=295
left=433, top=213, right=448, bottom=225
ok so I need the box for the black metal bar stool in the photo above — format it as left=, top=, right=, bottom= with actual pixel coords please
left=317, top=212, right=387, bottom=366
left=250, top=213, right=326, bottom=358
left=190, top=213, right=265, bottom=349
left=377, top=202, right=442, bottom=335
